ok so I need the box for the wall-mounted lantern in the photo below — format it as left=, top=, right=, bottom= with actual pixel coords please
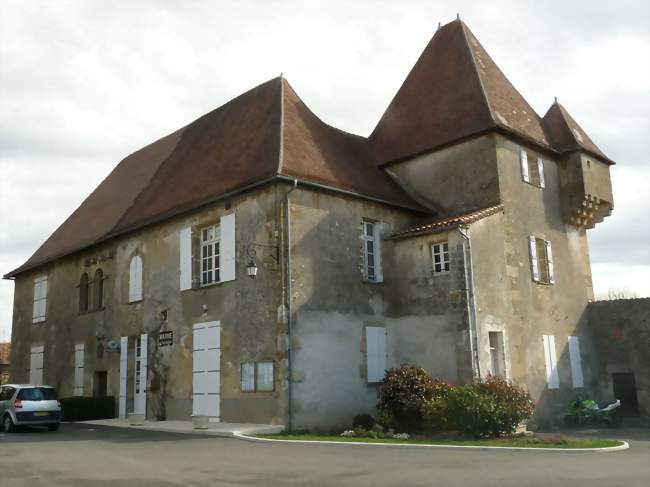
left=246, top=243, right=279, bottom=279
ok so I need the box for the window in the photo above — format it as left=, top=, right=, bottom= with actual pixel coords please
left=180, top=214, right=236, bottom=291
left=431, top=242, right=450, bottom=275
left=0, top=386, right=16, bottom=401
left=128, top=255, right=143, bottom=303
left=241, top=361, right=274, bottom=392
left=32, top=275, right=48, bottom=323
left=519, top=148, right=545, bottom=188
left=201, top=224, right=220, bottom=285
left=93, top=371, right=108, bottom=397
left=542, top=335, right=559, bottom=389
left=79, top=273, right=89, bottom=312
left=528, top=236, right=554, bottom=284
left=362, top=220, right=383, bottom=282
left=366, top=326, right=387, bottom=383
left=568, top=336, right=584, bottom=388
left=488, top=331, right=506, bottom=377
left=93, top=269, right=104, bottom=309
left=74, top=344, right=85, bottom=396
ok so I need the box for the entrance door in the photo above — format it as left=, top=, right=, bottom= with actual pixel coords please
left=134, top=334, right=147, bottom=415
left=29, top=346, right=44, bottom=385
left=93, top=371, right=108, bottom=397
left=192, top=321, right=221, bottom=420
left=612, top=372, right=640, bottom=417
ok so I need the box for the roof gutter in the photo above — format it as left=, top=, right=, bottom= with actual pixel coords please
left=284, top=178, right=298, bottom=432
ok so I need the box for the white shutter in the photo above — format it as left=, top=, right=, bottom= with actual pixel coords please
left=73, top=344, right=85, bottom=396
left=545, top=240, right=555, bottom=284
left=179, top=227, right=192, bottom=291
left=29, top=345, right=44, bottom=385
left=129, top=256, right=143, bottom=302
left=366, top=326, right=387, bottom=383
left=220, top=213, right=236, bottom=282
left=139, top=333, right=148, bottom=413
left=528, top=236, right=540, bottom=282
left=542, top=335, right=559, bottom=389
left=568, top=336, right=584, bottom=388
left=520, top=148, right=530, bottom=183
left=537, top=157, right=546, bottom=188
left=374, top=223, right=384, bottom=283
left=119, top=337, right=128, bottom=418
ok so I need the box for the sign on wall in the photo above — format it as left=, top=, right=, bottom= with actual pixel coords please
left=159, top=331, right=173, bottom=347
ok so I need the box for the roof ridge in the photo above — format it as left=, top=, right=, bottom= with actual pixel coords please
left=277, top=75, right=286, bottom=175
left=459, top=21, right=496, bottom=128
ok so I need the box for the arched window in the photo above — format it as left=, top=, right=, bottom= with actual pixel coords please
left=93, top=269, right=104, bottom=309
left=79, top=273, right=89, bottom=312
left=129, top=255, right=143, bottom=303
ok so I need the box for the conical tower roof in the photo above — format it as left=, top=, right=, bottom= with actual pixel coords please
left=371, top=19, right=552, bottom=165
left=542, top=101, right=613, bottom=164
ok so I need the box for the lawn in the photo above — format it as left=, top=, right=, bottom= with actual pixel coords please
left=254, top=432, right=623, bottom=449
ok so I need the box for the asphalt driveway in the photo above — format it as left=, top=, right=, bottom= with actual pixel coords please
left=0, top=423, right=648, bottom=487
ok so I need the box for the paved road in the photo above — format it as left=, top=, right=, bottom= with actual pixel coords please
left=1, top=423, right=648, bottom=487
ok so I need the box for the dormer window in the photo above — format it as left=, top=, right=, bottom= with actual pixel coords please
left=520, top=148, right=545, bottom=188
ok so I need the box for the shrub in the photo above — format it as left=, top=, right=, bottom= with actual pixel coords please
left=448, top=375, right=535, bottom=438
left=60, top=396, right=116, bottom=422
left=377, top=365, right=436, bottom=432
left=422, top=380, right=455, bottom=432
left=352, top=413, right=375, bottom=430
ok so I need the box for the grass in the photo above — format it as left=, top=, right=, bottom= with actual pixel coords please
left=253, top=432, right=623, bottom=449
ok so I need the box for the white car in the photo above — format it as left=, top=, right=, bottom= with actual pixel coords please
left=0, top=384, right=62, bottom=432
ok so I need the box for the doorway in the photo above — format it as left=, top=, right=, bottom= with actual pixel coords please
left=612, top=372, right=639, bottom=417
left=93, top=371, right=108, bottom=397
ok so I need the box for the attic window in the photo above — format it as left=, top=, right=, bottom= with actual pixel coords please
left=519, top=148, right=545, bottom=189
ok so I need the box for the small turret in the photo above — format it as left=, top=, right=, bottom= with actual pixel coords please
left=542, top=101, right=614, bottom=229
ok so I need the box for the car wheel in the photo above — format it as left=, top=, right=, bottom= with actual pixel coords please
left=47, top=423, right=60, bottom=432
left=2, top=414, right=15, bottom=433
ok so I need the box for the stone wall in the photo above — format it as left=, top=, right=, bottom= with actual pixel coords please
left=588, top=298, right=650, bottom=418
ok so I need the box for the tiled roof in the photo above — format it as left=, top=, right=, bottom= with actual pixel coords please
left=5, top=78, right=423, bottom=278
left=542, top=102, right=613, bottom=164
left=392, top=204, right=504, bottom=239
left=371, top=20, right=553, bottom=165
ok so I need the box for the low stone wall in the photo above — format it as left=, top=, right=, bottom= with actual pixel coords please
left=588, top=298, right=650, bottom=418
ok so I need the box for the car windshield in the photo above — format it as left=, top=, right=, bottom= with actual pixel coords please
left=17, top=387, right=58, bottom=401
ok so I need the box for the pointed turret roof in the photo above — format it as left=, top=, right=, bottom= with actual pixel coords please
left=371, top=20, right=552, bottom=165
left=541, top=101, right=613, bottom=164
left=6, top=78, right=421, bottom=278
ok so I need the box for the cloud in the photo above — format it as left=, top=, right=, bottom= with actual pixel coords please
left=1, top=0, right=649, bottom=341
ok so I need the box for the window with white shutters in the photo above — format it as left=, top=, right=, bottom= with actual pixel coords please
left=542, top=335, right=560, bottom=389
left=366, top=326, right=387, bottom=383
left=529, top=236, right=555, bottom=284
left=129, top=255, right=143, bottom=303
left=32, top=276, right=48, bottom=323
left=520, top=147, right=545, bottom=189
left=362, top=221, right=383, bottom=282
left=568, top=336, right=584, bottom=388
left=431, top=242, right=450, bottom=275
left=74, top=344, right=85, bottom=396
left=181, top=214, right=236, bottom=290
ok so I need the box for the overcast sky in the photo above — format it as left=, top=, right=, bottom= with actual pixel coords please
left=1, top=0, right=649, bottom=341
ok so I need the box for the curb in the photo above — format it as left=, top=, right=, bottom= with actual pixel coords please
left=233, top=432, right=630, bottom=453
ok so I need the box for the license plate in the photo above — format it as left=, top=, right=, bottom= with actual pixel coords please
left=33, top=412, right=48, bottom=417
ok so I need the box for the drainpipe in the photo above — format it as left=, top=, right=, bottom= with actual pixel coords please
left=284, top=179, right=298, bottom=431
left=458, top=225, right=481, bottom=381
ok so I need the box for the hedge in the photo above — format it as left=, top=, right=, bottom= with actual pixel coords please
left=60, top=396, right=116, bottom=422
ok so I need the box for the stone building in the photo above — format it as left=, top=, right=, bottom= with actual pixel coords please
left=0, top=343, right=10, bottom=384
left=4, top=20, right=618, bottom=428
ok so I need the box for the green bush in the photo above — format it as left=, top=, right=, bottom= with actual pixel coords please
left=448, top=375, right=535, bottom=438
left=422, top=380, right=455, bottom=432
left=60, top=396, right=116, bottom=422
left=377, top=365, right=436, bottom=432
